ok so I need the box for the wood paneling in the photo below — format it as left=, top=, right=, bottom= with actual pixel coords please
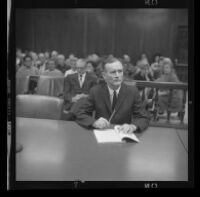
left=16, top=9, right=188, bottom=63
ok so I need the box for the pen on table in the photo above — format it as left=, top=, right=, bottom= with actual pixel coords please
left=108, top=109, right=116, bottom=123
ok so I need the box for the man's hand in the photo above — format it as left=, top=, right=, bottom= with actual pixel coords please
left=92, top=117, right=110, bottom=129
left=117, top=124, right=137, bottom=134
left=71, top=95, right=79, bottom=103
left=79, top=93, right=89, bottom=98
left=71, top=94, right=83, bottom=103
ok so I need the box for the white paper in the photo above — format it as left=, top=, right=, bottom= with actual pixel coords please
left=93, top=129, right=122, bottom=143
left=93, top=125, right=140, bottom=143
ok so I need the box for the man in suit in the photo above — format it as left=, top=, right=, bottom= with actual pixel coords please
left=76, top=57, right=150, bottom=133
left=63, top=58, right=98, bottom=113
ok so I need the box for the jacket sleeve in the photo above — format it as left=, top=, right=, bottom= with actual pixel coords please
left=131, top=87, right=151, bottom=132
left=75, top=88, right=96, bottom=128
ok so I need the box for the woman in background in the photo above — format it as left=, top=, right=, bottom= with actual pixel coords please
left=155, top=58, right=183, bottom=114
left=150, top=53, right=162, bottom=80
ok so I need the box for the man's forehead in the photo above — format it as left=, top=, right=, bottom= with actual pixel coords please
left=105, top=61, right=123, bottom=70
left=76, top=60, right=86, bottom=67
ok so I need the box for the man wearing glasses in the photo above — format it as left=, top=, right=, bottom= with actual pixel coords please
left=63, top=59, right=97, bottom=119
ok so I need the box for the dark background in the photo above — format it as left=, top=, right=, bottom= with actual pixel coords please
left=16, top=9, right=188, bottom=64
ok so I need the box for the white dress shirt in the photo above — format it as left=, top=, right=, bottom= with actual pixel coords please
left=78, top=73, right=86, bottom=88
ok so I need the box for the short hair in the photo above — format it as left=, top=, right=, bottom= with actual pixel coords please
left=161, top=57, right=176, bottom=74
left=101, top=57, right=122, bottom=71
left=76, top=58, right=87, bottom=66
left=162, top=57, right=173, bottom=67
left=86, top=60, right=95, bottom=67
left=23, top=55, right=32, bottom=61
left=57, top=54, right=65, bottom=59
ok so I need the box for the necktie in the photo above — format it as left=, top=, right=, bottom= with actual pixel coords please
left=112, top=90, right=117, bottom=111
left=79, top=74, right=82, bottom=87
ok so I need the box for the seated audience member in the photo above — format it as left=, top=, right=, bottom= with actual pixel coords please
left=29, top=51, right=38, bottom=67
left=64, top=56, right=78, bottom=77
left=75, top=57, right=150, bottom=132
left=63, top=58, right=98, bottom=114
left=51, top=50, right=58, bottom=60
left=90, top=53, right=100, bottom=68
left=38, top=53, right=47, bottom=75
left=150, top=54, right=163, bottom=80
left=123, top=54, right=131, bottom=63
left=133, top=59, right=153, bottom=82
left=155, top=58, right=183, bottom=114
left=42, top=59, right=63, bottom=77
left=56, top=54, right=67, bottom=74
left=44, top=51, right=50, bottom=60
left=65, top=53, right=76, bottom=66
left=136, top=52, right=149, bottom=67
left=122, top=54, right=136, bottom=80
left=85, top=61, right=95, bottom=74
left=133, top=59, right=154, bottom=108
left=16, top=55, right=39, bottom=78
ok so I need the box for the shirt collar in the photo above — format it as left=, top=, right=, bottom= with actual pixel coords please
left=107, top=84, right=121, bottom=96
left=78, top=72, right=86, bottom=78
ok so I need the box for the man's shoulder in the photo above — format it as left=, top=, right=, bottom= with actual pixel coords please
left=65, top=72, right=77, bottom=79
left=86, top=72, right=97, bottom=80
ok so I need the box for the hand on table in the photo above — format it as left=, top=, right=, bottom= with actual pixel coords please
left=117, top=124, right=137, bottom=134
left=92, top=117, right=110, bottom=129
left=72, top=94, right=89, bottom=103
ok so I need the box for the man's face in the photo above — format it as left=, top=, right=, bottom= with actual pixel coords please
left=70, top=59, right=77, bottom=69
left=76, top=60, right=86, bottom=75
left=57, top=57, right=65, bottom=66
left=103, top=61, right=123, bottom=89
left=38, top=54, right=45, bottom=64
left=24, top=57, right=32, bottom=68
left=48, top=61, right=56, bottom=71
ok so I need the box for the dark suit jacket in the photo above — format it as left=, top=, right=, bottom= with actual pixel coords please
left=64, top=72, right=98, bottom=110
left=76, top=82, right=150, bottom=132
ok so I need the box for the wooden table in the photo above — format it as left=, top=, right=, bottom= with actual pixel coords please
left=175, top=129, right=188, bottom=152
left=16, top=118, right=188, bottom=181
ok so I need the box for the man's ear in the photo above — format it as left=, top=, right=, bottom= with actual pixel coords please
left=102, top=71, right=106, bottom=80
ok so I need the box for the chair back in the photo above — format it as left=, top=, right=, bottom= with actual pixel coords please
left=16, top=94, right=64, bottom=120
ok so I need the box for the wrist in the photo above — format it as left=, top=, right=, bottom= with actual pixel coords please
left=131, top=124, right=138, bottom=133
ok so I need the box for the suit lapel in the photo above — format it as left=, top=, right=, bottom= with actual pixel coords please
left=74, top=73, right=81, bottom=88
left=101, top=83, right=112, bottom=113
left=81, top=72, right=88, bottom=89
